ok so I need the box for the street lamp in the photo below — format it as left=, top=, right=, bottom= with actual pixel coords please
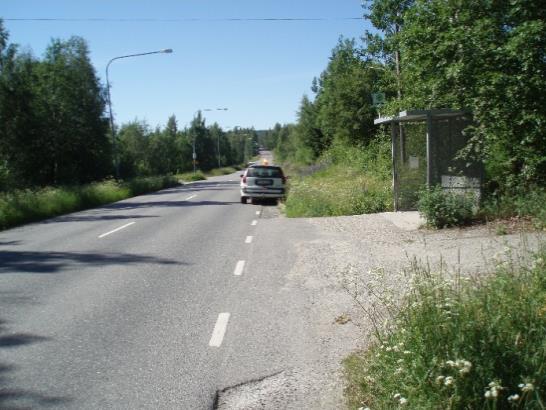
left=191, top=108, right=228, bottom=172
left=105, top=48, right=173, bottom=179
left=212, top=108, right=228, bottom=168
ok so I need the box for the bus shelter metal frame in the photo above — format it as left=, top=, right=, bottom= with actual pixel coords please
left=374, top=109, right=475, bottom=211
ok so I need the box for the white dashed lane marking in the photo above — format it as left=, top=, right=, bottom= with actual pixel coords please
left=98, top=222, right=135, bottom=238
left=233, top=260, right=245, bottom=276
left=251, top=220, right=258, bottom=226
left=209, top=313, right=230, bottom=347
left=185, top=194, right=197, bottom=200
left=245, top=236, right=253, bottom=244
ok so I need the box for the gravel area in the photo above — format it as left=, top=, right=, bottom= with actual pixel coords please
left=218, top=210, right=544, bottom=409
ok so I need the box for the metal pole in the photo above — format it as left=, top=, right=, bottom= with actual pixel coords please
left=105, top=49, right=173, bottom=180
left=192, top=133, right=196, bottom=174
left=216, top=108, right=227, bottom=168
left=105, top=61, right=119, bottom=179
left=192, top=109, right=203, bottom=174
left=217, top=132, right=221, bottom=169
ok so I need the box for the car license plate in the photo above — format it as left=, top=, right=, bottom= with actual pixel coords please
left=255, top=179, right=273, bottom=186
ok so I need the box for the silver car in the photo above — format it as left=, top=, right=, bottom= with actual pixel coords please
left=240, top=165, right=286, bottom=204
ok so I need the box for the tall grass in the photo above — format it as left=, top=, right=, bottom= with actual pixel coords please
left=481, top=188, right=546, bottom=229
left=176, top=171, right=206, bottom=182
left=285, top=139, right=393, bottom=217
left=0, top=176, right=179, bottom=230
left=205, top=166, right=242, bottom=177
left=344, top=250, right=546, bottom=409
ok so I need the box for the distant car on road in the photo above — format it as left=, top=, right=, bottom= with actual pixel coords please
left=240, top=164, right=286, bottom=204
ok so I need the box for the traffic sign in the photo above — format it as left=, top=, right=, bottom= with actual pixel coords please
left=372, top=92, right=386, bottom=107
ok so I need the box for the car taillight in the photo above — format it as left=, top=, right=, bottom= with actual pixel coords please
left=243, top=176, right=247, bottom=183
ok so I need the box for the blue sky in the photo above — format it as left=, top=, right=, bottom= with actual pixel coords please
left=2, top=1, right=370, bottom=130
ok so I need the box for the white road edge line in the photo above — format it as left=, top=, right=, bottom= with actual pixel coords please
left=251, top=220, right=258, bottom=226
left=98, top=222, right=135, bottom=238
left=209, top=313, right=230, bottom=347
left=245, top=236, right=253, bottom=244
left=185, top=194, right=197, bottom=200
left=256, top=210, right=261, bottom=216
left=233, top=260, right=245, bottom=276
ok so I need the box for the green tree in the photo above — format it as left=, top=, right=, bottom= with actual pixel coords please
left=188, top=111, right=217, bottom=171
left=34, top=36, right=111, bottom=184
left=401, top=0, right=546, bottom=189
left=362, top=0, right=415, bottom=103
left=0, top=21, right=41, bottom=188
left=293, top=95, right=325, bottom=162
left=118, top=120, right=150, bottom=178
left=148, top=115, right=181, bottom=175
left=314, top=38, right=378, bottom=147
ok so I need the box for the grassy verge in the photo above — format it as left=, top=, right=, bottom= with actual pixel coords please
left=481, top=189, right=546, bottom=230
left=204, top=166, right=242, bottom=177
left=284, top=139, right=393, bottom=217
left=176, top=166, right=242, bottom=182
left=176, top=171, right=206, bottom=182
left=0, top=175, right=179, bottom=230
left=344, top=250, right=546, bottom=409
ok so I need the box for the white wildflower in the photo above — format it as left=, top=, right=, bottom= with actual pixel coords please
left=520, top=383, right=534, bottom=392
left=444, top=376, right=454, bottom=386
left=399, top=397, right=408, bottom=405
left=485, top=381, right=503, bottom=399
left=507, top=394, right=520, bottom=402
left=436, top=375, right=445, bottom=385
left=457, top=360, right=472, bottom=375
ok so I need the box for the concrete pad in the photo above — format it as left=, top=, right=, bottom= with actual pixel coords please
left=379, top=211, right=425, bottom=231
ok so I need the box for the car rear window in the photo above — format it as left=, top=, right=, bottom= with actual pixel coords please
left=247, top=166, right=284, bottom=178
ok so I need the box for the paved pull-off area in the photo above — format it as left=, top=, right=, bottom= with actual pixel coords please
left=1, top=168, right=543, bottom=409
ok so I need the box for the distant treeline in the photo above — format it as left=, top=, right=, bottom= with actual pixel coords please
left=264, top=0, right=545, bottom=193
left=0, top=20, right=258, bottom=191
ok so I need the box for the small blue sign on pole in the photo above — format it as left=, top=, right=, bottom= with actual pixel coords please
left=372, top=92, right=386, bottom=107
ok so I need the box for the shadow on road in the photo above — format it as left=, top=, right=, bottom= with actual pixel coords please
left=41, top=214, right=159, bottom=224
left=0, top=250, right=182, bottom=274
left=248, top=198, right=280, bottom=207
left=101, top=200, right=239, bottom=211
left=0, top=318, right=72, bottom=408
left=0, top=241, right=20, bottom=246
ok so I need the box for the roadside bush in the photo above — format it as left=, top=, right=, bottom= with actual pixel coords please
left=284, top=139, right=392, bottom=217
left=122, top=175, right=178, bottom=196
left=177, top=171, right=206, bottom=182
left=0, top=176, right=179, bottom=230
left=206, top=167, right=239, bottom=177
left=418, top=185, right=475, bottom=228
left=481, top=188, right=546, bottom=229
left=344, top=250, right=546, bottom=409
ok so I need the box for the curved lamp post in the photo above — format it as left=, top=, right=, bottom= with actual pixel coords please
left=106, top=48, right=173, bottom=179
left=191, top=108, right=228, bottom=173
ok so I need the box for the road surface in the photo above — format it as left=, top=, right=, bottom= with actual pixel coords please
left=0, top=164, right=336, bottom=409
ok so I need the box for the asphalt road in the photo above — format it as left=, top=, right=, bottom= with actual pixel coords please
left=0, top=164, right=318, bottom=409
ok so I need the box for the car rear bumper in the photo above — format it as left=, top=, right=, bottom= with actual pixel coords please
left=240, top=187, right=285, bottom=198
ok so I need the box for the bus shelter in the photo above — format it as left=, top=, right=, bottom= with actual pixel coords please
left=374, top=109, right=483, bottom=211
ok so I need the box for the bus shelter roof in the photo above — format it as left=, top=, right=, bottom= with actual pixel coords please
left=374, top=109, right=469, bottom=125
